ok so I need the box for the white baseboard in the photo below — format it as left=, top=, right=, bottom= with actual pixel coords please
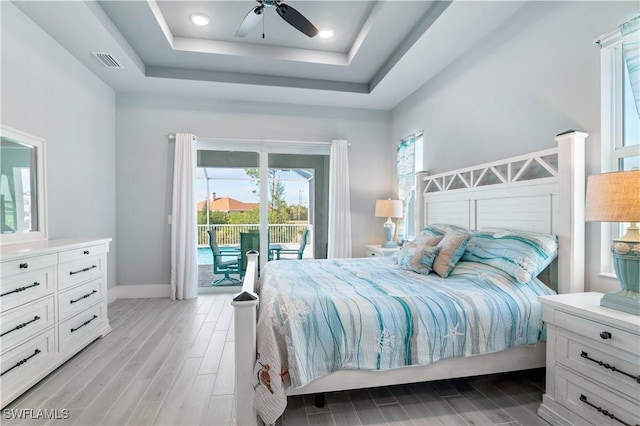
left=107, top=284, right=171, bottom=303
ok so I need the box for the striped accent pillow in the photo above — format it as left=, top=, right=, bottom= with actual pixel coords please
left=462, top=228, right=558, bottom=283
left=397, top=241, right=439, bottom=275
left=432, top=232, right=469, bottom=278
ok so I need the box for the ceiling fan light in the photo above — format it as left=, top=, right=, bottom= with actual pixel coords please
left=191, top=14, right=210, bottom=26
left=318, top=29, right=334, bottom=39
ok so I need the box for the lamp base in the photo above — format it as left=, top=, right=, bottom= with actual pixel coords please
left=600, top=290, right=640, bottom=315
left=382, top=218, right=397, bottom=248
left=601, top=240, right=640, bottom=315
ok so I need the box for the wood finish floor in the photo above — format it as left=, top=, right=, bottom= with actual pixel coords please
left=5, top=295, right=550, bottom=426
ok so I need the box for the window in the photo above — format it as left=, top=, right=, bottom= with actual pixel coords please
left=599, top=15, right=640, bottom=275
left=397, top=132, right=424, bottom=241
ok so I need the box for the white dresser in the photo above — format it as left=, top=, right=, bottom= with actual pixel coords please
left=538, top=292, right=640, bottom=426
left=0, top=239, right=111, bottom=408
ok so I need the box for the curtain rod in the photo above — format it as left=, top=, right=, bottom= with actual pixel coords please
left=168, top=134, right=349, bottom=146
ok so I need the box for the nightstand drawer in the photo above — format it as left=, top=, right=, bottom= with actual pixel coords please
left=555, top=366, right=640, bottom=426
left=555, top=310, right=640, bottom=354
left=365, top=245, right=399, bottom=257
left=556, top=329, right=640, bottom=403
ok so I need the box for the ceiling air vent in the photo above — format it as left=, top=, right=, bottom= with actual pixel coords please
left=92, top=52, right=124, bottom=69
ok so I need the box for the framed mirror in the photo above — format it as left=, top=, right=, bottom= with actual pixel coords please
left=0, top=125, right=48, bottom=245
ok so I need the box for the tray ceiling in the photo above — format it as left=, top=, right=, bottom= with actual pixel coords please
left=11, top=1, right=528, bottom=109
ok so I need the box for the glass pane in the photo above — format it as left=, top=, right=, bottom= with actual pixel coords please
left=623, top=62, right=640, bottom=147
left=268, top=153, right=315, bottom=261
left=0, top=137, right=38, bottom=234
left=196, top=150, right=259, bottom=289
left=619, top=155, right=640, bottom=171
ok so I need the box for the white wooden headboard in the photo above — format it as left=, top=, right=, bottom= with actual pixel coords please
left=415, top=131, right=587, bottom=295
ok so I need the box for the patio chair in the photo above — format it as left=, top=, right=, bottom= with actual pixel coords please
left=240, top=231, right=260, bottom=276
left=276, top=229, right=309, bottom=260
left=207, top=230, right=241, bottom=286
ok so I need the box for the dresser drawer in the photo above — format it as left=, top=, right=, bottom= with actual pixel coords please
left=58, top=278, right=104, bottom=322
left=555, top=310, right=640, bottom=354
left=555, top=366, right=640, bottom=426
left=58, top=303, right=107, bottom=353
left=58, top=254, right=106, bottom=291
left=0, top=253, right=57, bottom=280
left=1, top=329, right=56, bottom=393
left=0, top=296, right=55, bottom=354
left=0, top=267, right=55, bottom=312
left=556, top=329, right=640, bottom=403
left=58, top=244, right=108, bottom=264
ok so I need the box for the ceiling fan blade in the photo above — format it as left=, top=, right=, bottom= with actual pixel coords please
left=235, top=6, right=263, bottom=37
left=275, top=3, right=318, bottom=38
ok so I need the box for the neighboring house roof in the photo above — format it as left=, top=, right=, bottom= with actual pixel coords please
left=197, top=197, right=258, bottom=213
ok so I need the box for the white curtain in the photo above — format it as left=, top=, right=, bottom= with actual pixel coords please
left=327, top=139, right=352, bottom=258
left=170, top=133, right=198, bottom=300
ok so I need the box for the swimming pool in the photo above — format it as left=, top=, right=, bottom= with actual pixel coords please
left=197, top=246, right=239, bottom=265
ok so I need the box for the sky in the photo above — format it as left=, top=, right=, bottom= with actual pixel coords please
left=196, top=167, right=311, bottom=206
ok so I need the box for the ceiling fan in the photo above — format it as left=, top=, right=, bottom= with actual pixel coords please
left=235, top=0, right=319, bottom=38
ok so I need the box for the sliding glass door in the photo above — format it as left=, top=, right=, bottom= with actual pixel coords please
left=196, top=140, right=329, bottom=290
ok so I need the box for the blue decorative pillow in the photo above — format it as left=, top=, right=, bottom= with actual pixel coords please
left=397, top=241, right=439, bottom=275
left=462, top=228, right=558, bottom=283
left=415, top=224, right=471, bottom=243
left=432, top=232, right=469, bottom=278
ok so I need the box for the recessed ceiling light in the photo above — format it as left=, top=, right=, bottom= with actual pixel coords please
left=191, top=14, right=210, bottom=26
left=318, top=29, right=334, bottom=39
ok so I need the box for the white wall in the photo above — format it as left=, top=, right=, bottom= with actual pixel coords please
left=115, top=95, right=392, bottom=287
left=391, top=1, right=637, bottom=293
left=1, top=2, right=117, bottom=288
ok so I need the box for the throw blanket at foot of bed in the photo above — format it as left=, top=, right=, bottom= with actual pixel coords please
left=253, top=257, right=554, bottom=424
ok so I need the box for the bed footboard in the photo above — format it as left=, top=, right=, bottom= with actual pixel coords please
left=231, top=251, right=259, bottom=426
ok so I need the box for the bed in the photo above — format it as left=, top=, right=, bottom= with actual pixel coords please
left=232, top=130, right=588, bottom=425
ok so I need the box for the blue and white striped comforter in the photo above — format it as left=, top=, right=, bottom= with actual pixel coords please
left=253, top=257, right=555, bottom=424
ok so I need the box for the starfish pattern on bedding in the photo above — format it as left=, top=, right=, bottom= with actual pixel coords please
left=444, top=323, right=464, bottom=340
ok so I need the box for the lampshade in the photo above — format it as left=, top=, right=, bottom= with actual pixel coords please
left=585, top=170, right=640, bottom=223
left=375, top=199, right=403, bottom=218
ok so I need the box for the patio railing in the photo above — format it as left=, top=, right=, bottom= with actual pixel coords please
left=197, top=224, right=310, bottom=246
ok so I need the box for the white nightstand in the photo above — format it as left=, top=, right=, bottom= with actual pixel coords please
left=538, top=292, right=640, bottom=426
left=365, top=245, right=400, bottom=257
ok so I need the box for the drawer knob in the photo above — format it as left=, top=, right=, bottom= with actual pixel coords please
left=599, top=331, right=612, bottom=340
left=83, top=250, right=90, bottom=255
left=19, top=263, right=28, bottom=269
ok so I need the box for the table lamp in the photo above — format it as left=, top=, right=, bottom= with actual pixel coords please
left=375, top=199, right=403, bottom=248
left=585, top=170, right=640, bottom=315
